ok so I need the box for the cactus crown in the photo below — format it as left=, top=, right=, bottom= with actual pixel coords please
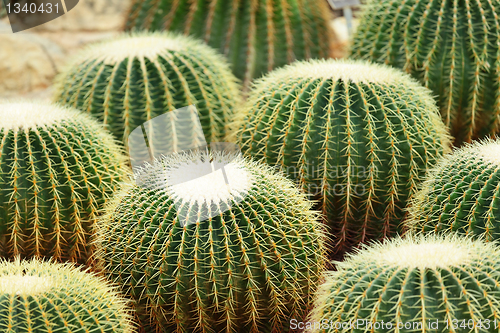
left=137, top=150, right=254, bottom=205
left=265, top=59, right=409, bottom=83
left=478, top=141, right=500, bottom=165
left=349, top=234, right=472, bottom=269
left=76, top=33, right=191, bottom=64
left=0, top=101, right=70, bottom=129
left=0, top=275, right=52, bottom=295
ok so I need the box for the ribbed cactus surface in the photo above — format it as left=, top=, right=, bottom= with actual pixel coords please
left=232, top=59, right=450, bottom=254
left=0, top=101, right=126, bottom=263
left=408, top=138, right=500, bottom=241
left=54, top=32, right=240, bottom=146
left=124, top=0, right=335, bottom=87
left=350, top=0, right=500, bottom=144
left=308, top=234, right=500, bottom=332
left=0, top=258, right=134, bottom=332
left=96, top=149, right=326, bottom=333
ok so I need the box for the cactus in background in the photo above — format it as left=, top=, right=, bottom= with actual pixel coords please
left=307, top=234, right=500, bottom=332
left=0, top=258, right=134, bottom=332
left=53, top=32, right=240, bottom=146
left=231, top=59, right=451, bottom=255
left=124, top=0, right=336, bottom=88
left=96, top=149, right=326, bottom=333
left=0, top=101, right=127, bottom=264
left=350, top=0, right=500, bottom=144
left=407, top=138, right=500, bottom=240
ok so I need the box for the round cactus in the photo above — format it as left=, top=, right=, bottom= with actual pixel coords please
left=0, top=257, right=134, bottom=332
left=124, top=0, right=336, bottom=88
left=307, top=234, right=500, bottom=332
left=350, top=0, right=500, bottom=144
left=407, top=138, right=500, bottom=241
left=231, top=59, right=451, bottom=254
left=96, top=149, right=326, bottom=333
left=0, top=101, right=127, bottom=263
left=53, top=32, right=240, bottom=145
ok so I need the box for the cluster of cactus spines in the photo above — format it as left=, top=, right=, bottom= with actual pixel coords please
left=307, top=234, right=500, bottom=333
left=231, top=59, right=451, bottom=254
left=0, top=101, right=127, bottom=264
left=0, top=257, right=134, bottom=332
left=350, top=0, right=500, bottom=144
left=96, top=149, right=326, bottom=333
left=53, top=32, right=240, bottom=146
left=407, top=138, right=500, bottom=241
left=124, top=0, right=336, bottom=88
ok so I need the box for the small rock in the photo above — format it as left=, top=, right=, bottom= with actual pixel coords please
left=0, top=22, right=65, bottom=96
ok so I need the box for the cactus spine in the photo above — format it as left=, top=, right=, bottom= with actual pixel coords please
left=96, top=149, right=326, bottom=333
left=0, top=101, right=127, bottom=263
left=53, top=32, right=240, bottom=146
left=232, top=59, right=451, bottom=254
left=124, top=0, right=336, bottom=88
left=407, top=138, right=500, bottom=240
left=350, top=0, right=500, bottom=144
left=308, top=234, right=500, bottom=332
left=0, top=258, right=134, bottom=332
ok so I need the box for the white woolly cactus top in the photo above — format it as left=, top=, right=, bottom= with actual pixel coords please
left=340, top=234, right=482, bottom=270
left=479, top=140, right=500, bottom=165
left=0, top=258, right=117, bottom=297
left=72, top=32, right=224, bottom=65
left=0, top=275, right=52, bottom=295
left=135, top=150, right=254, bottom=206
left=0, top=101, right=72, bottom=130
left=260, top=58, right=422, bottom=84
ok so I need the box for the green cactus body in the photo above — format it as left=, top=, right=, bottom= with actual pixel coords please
left=407, top=138, right=500, bottom=240
left=96, top=149, right=326, bottom=333
left=232, top=59, right=450, bottom=254
left=350, top=0, right=500, bottom=144
left=308, top=234, right=500, bottom=332
left=0, top=101, right=127, bottom=263
left=0, top=258, right=134, bottom=332
left=124, top=0, right=335, bottom=88
left=53, top=32, right=240, bottom=146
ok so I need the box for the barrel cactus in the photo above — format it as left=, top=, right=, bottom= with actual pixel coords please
left=231, top=59, right=451, bottom=254
left=307, top=234, right=500, bottom=332
left=53, top=32, right=240, bottom=146
left=350, top=0, right=500, bottom=144
left=96, top=149, right=326, bottom=333
left=0, top=257, right=134, bottom=332
left=0, top=101, right=127, bottom=263
left=407, top=138, right=500, bottom=241
left=124, top=0, right=336, bottom=88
